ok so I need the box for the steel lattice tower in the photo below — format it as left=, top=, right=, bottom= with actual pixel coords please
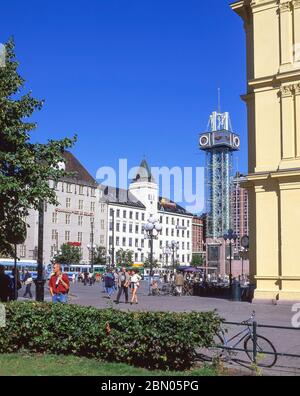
left=199, top=111, right=240, bottom=239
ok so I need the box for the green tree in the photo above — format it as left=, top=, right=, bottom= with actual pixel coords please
left=54, top=244, right=82, bottom=265
left=116, top=248, right=134, bottom=267
left=144, top=258, right=159, bottom=269
left=190, top=253, right=204, bottom=267
left=0, top=39, right=76, bottom=256
left=93, top=246, right=107, bottom=265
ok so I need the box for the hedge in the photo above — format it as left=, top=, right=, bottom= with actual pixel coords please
left=0, top=302, right=222, bottom=370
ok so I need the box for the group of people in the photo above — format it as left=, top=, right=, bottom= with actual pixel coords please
left=0, top=265, right=33, bottom=302
left=103, top=267, right=142, bottom=305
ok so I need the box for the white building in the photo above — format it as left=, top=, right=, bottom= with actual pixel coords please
left=14, top=152, right=108, bottom=264
left=104, top=160, right=193, bottom=267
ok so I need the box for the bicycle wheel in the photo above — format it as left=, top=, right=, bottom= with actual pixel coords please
left=244, top=335, right=277, bottom=368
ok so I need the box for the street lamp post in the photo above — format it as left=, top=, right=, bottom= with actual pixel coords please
left=168, top=241, right=179, bottom=273
left=144, top=216, right=162, bottom=294
left=223, top=229, right=238, bottom=288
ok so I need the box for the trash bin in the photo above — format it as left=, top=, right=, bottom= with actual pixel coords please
left=231, top=280, right=242, bottom=301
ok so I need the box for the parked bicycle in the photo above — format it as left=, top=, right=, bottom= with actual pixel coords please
left=211, top=311, right=278, bottom=368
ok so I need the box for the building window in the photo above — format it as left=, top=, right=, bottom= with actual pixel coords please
left=123, top=210, right=127, bottom=218
left=116, top=222, right=120, bottom=232
left=129, top=224, right=133, bottom=233
left=66, top=198, right=71, bottom=208
left=91, top=188, right=96, bottom=197
left=116, top=237, right=120, bottom=247
left=101, top=220, right=105, bottom=230
left=141, top=253, right=144, bottom=262
left=91, top=202, right=95, bottom=212
left=123, top=223, right=127, bottom=233
left=142, top=213, right=145, bottom=221
left=117, top=209, right=120, bottom=218
left=65, top=231, right=70, bottom=242
left=135, top=225, right=139, bottom=234
left=166, top=217, right=169, bottom=225
left=135, top=239, right=139, bottom=248
left=66, top=214, right=71, bottom=225
left=129, top=211, right=133, bottom=219
left=100, top=204, right=105, bottom=213
left=20, top=245, right=26, bottom=258
left=122, top=237, right=126, bottom=247
left=52, top=212, right=57, bottom=224
left=135, top=253, right=138, bottom=262
left=141, top=240, right=144, bottom=248
left=129, top=238, right=133, bottom=247
left=79, top=200, right=84, bottom=210
left=136, top=212, right=139, bottom=221
left=78, top=232, right=83, bottom=243
left=52, top=230, right=58, bottom=241
left=67, top=183, right=72, bottom=193
left=79, top=185, right=84, bottom=195
left=78, top=216, right=83, bottom=226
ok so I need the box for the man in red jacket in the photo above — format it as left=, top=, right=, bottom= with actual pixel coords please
left=49, top=263, right=70, bottom=304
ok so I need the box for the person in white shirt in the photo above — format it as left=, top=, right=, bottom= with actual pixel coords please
left=130, top=270, right=142, bottom=305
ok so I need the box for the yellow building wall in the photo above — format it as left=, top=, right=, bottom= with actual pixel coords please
left=232, top=0, right=300, bottom=302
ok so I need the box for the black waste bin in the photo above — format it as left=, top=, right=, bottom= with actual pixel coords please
left=231, top=280, right=242, bottom=301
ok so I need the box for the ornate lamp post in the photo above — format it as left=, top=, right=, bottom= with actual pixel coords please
left=168, top=240, right=179, bottom=273
left=144, top=216, right=162, bottom=294
left=223, top=229, right=238, bottom=288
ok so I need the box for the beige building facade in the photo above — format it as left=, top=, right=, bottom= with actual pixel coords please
left=232, top=0, right=300, bottom=301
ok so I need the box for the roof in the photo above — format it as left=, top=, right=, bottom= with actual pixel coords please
left=62, top=151, right=97, bottom=186
left=158, top=197, right=193, bottom=217
left=100, top=186, right=146, bottom=209
left=131, top=159, right=156, bottom=184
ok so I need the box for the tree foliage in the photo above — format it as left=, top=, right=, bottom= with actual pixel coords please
left=93, top=246, right=107, bottom=265
left=0, top=39, right=76, bottom=256
left=54, top=244, right=82, bottom=265
left=115, top=248, right=134, bottom=267
left=191, top=253, right=204, bottom=267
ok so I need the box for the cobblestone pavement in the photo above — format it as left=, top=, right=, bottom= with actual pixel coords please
left=18, top=281, right=300, bottom=376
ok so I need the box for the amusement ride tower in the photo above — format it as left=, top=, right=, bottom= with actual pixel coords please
left=199, top=110, right=240, bottom=273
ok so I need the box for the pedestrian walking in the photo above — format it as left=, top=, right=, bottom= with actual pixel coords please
left=22, top=269, right=33, bottom=299
left=104, top=269, right=115, bottom=299
left=113, top=269, right=119, bottom=292
left=130, top=270, right=142, bottom=305
left=115, top=267, right=130, bottom=304
left=10, top=267, right=22, bottom=301
left=0, top=265, right=12, bottom=302
left=49, top=263, right=70, bottom=303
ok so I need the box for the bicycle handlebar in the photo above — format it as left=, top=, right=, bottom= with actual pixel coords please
left=241, top=310, right=256, bottom=325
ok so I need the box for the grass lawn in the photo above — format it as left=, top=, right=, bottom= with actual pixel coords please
left=0, top=353, right=218, bottom=376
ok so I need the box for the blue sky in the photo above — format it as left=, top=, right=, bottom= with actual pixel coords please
left=1, top=0, right=247, bottom=211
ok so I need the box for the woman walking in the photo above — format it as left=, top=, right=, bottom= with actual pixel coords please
left=130, top=270, right=142, bottom=305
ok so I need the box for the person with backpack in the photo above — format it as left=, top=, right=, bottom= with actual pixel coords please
left=104, top=269, right=115, bottom=299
